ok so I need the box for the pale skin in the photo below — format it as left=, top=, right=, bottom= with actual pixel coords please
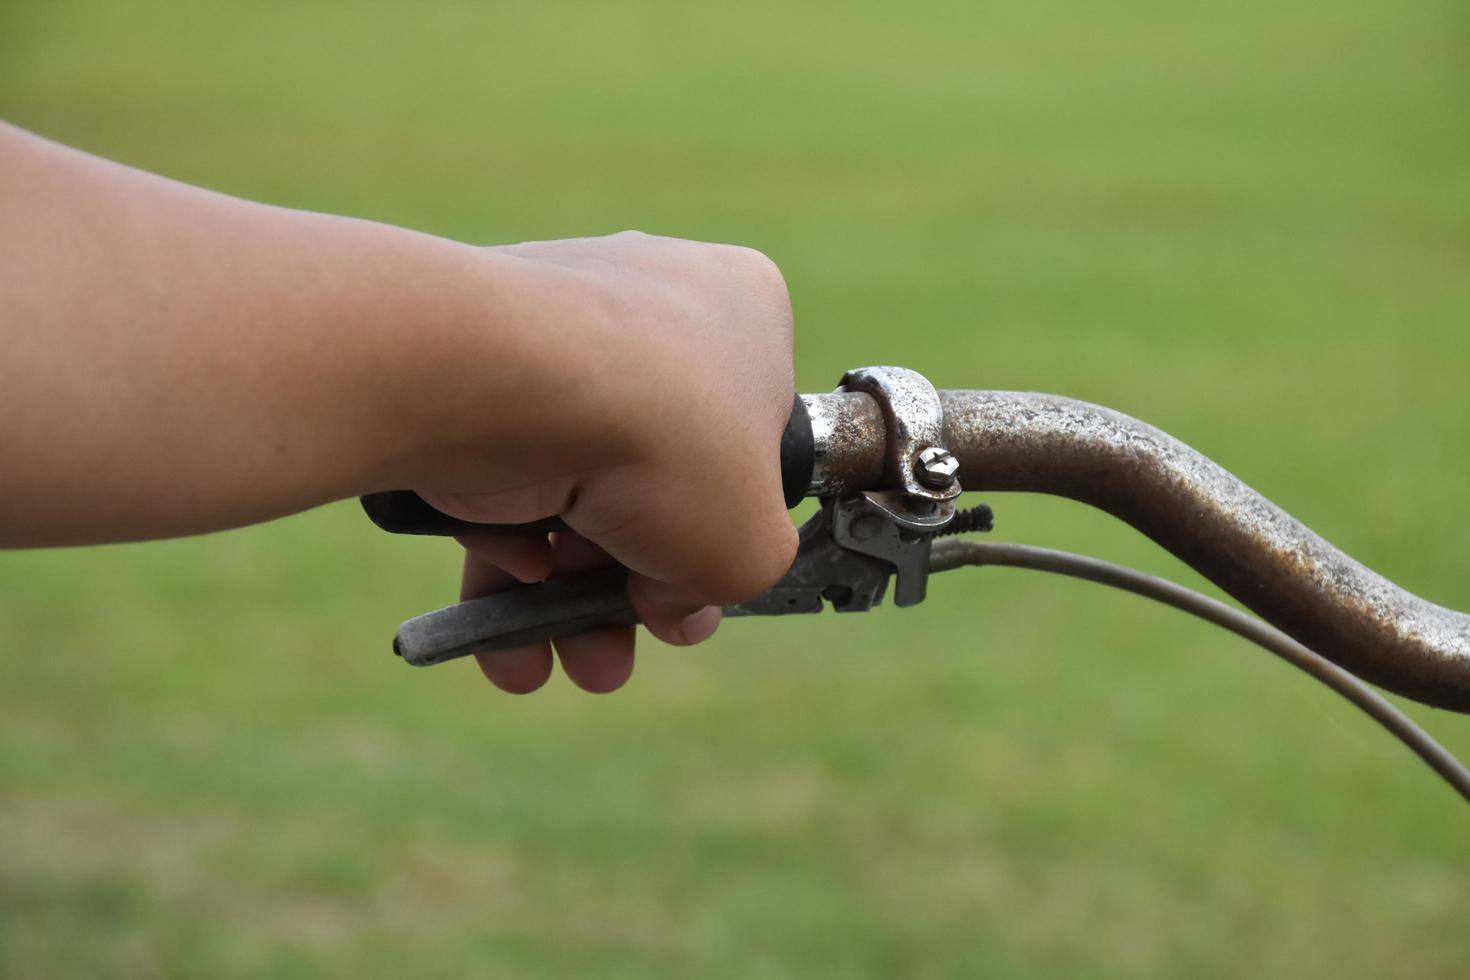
left=0, top=122, right=799, bottom=694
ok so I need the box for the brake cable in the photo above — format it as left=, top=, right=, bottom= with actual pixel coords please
left=931, top=538, right=1470, bottom=806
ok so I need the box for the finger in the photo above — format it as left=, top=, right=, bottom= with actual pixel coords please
left=627, top=573, right=722, bottom=647
left=462, top=547, right=553, bottom=694
left=555, top=626, right=634, bottom=693
left=455, top=533, right=555, bottom=585
left=547, top=532, right=636, bottom=693
left=420, top=477, right=577, bottom=527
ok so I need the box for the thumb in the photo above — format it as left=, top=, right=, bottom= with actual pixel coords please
left=627, top=574, right=724, bottom=646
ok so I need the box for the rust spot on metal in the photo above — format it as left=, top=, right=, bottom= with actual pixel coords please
left=804, top=392, right=885, bottom=494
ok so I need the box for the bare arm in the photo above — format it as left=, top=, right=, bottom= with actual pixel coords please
left=0, top=121, right=798, bottom=691
left=0, top=121, right=513, bottom=541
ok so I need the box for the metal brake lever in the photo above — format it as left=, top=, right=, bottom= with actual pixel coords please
left=393, top=493, right=988, bottom=667
left=727, top=491, right=956, bottom=616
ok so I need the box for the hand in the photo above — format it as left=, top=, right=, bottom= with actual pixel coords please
left=418, top=232, right=798, bottom=693
left=0, top=129, right=793, bottom=613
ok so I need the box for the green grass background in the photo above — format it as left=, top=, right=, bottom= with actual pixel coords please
left=3, top=1, right=1469, bottom=976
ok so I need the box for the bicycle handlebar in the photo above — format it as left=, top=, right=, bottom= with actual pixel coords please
left=807, top=390, right=1470, bottom=712
left=367, top=384, right=1470, bottom=713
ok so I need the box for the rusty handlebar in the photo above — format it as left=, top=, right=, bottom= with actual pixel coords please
left=807, top=389, right=1470, bottom=713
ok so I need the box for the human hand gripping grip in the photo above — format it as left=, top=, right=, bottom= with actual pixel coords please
left=360, top=394, right=816, bottom=664
left=371, top=365, right=976, bottom=667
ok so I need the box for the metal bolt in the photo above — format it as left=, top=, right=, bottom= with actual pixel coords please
left=914, top=446, right=959, bottom=489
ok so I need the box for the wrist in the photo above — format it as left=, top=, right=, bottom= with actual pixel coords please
left=359, top=234, right=635, bottom=498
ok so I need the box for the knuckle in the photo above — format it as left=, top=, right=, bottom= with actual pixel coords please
left=737, top=247, right=793, bottom=333
left=732, top=245, right=786, bottom=290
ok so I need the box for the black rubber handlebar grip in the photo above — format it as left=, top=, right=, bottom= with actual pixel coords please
left=359, top=493, right=569, bottom=536
left=361, top=393, right=814, bottom=536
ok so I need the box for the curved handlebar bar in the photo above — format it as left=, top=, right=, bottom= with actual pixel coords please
left=806, top=390, right=1470, bottom=713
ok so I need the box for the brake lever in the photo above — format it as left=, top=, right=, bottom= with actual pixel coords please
left=378, top=366, right=981, bottom=668
left=393, top=493, right=992, bottom=667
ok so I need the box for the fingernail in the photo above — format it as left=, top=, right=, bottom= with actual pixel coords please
left=675, top=606, right=721, bottom=645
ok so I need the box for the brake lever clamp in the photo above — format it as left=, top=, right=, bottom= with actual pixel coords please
left=725, top=490, right=957, bottom=618
left=840, top=366, right=962, bottom=505
left=729, top=366, right=963, bottom=618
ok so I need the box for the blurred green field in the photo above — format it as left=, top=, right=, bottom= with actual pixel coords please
left=3, top=1, right=1469, bottom=977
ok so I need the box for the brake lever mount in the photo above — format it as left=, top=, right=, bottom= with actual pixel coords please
left=729, top=366, right=963, bottom=618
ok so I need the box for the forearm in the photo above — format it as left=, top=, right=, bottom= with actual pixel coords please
left=0, top=123, right=523, bottom=546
